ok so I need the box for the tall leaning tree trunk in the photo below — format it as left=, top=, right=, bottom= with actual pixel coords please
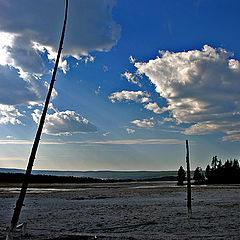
left=6, top=1, right=68, bottom=239
left=186, top=139, right=192, bottom=216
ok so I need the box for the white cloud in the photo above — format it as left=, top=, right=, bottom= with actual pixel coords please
left=129, top=56, right=136, bottom=64
left=126, top=128, right=135, bottom=134
left=74, top=54, right=96, bottom=65
left=32, top=42, right=69, bottom=74
left=84, top=55, right=95, bottom=64
left=121, top=71, right=141, bottom=86
left=131, top=117, right=155, bottom=128
left=0, top=32, right=16, bottom=66
left=163, top=117, right=175, bottom=122
left=32, top=108, right=97, bottom=136
left=129, top=45, right=240, bottom=141
left=144, top=102, right=167, bottom=114
left=109, top=90, right=151, bottom=103
left=0, top=104, right=23, bottom=124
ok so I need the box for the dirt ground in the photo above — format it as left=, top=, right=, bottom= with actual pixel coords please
left=0, top=182, right=239, bottom=239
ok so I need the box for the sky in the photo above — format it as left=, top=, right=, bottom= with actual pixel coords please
left=1, top=0, right=240, bottom=171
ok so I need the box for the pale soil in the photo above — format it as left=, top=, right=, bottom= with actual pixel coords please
left=0, top=182, right=239, bottom=239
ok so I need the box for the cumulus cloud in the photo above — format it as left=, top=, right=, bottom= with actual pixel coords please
left=109, top=90, right=167, bottom=119
left=32, top=109, right=97, bottom=136
left=0, top=0, right=121, bottom=119
left=0, top=104, right=23, bottom=124
left=0, top=0, right=121, bottom=58
left=109, top=90, right=150, bottom=103
left=0, top=18, right=54, bottom=113
left=0, top=0, right=121, bottom=72
left=0, top=65, right=45, bottom=105
left=128, top=45, right=240, bottom=141
left=121, top=71, right=141, bottom=86
left=32, top=42, right=69, bottom=74
left=0, top=32, right=15, bottom=66
left=121, top=56, right=142, bottom=86
left=0, top=32, right=51, bottom=108
left=131, top=117, right=155, bottom=128
left=144, top=102, right=166, bottom=114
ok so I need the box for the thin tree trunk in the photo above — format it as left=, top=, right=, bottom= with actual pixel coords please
left=186, top=139, right=192, bottom=216
left=6, top=1, right=68, bottom=239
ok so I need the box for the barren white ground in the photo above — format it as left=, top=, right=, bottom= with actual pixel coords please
left=0, top=182, right=239, bottom=239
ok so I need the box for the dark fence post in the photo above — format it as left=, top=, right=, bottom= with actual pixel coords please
left=186, top=139, right=192, bottom=216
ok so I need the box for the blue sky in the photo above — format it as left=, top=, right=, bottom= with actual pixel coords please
left=1, top=0, right=240, bottom=171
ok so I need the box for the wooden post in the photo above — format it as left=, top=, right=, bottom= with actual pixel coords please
left=186, top=139, right=192, bottom=216
left=6, top=1, right=68, bottom=239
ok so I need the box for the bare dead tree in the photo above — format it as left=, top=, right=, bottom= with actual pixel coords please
left=186, top=139, right=192, bottom=216
left=6, top=0, right=69, bottom=239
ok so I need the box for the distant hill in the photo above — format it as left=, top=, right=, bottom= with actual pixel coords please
left=0, top=168, right=177, bottom=180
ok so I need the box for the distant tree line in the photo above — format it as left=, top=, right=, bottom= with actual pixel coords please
left=177, top=156, right=240, bottom=185
left=0, top=172, right=177, bottom=184
left=0, top=172, right=112, bottom=184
